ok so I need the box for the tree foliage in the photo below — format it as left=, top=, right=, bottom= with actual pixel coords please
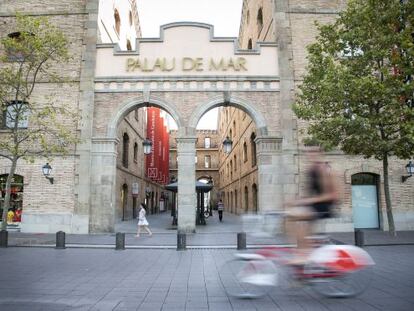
left=0, top=14, right=79, bottom=229
left=294, top=0, right=414, bottom=234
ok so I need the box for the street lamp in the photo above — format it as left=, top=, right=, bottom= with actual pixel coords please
left=142, top=138, right=152, bottom=155
left=42, top=163, right=54, bottom=184
left=223, top=136, right=233, bottom=154
left=402, top=161, right=414, bottom=182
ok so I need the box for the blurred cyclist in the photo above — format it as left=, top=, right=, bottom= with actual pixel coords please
left=285, top=145, right=339, bottom=264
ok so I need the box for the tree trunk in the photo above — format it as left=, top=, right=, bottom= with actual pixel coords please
left=383, top=154, right=396, bottom=236
left=1, top=158, right=17, bottom=231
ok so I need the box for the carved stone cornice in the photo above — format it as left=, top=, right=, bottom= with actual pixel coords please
left=255, top=136, right=283, bottom=154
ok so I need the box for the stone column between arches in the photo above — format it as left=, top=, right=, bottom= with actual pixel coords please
left=89, top=137, right=118, bottom=233
left=176, top=136, right=197, bottom=233
left=256, top=136, right=285, bottom=214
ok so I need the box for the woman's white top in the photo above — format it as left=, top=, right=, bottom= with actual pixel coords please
left=138, top=208, right=149, bottom=226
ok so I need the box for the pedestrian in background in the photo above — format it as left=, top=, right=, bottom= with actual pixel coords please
left=217, top=199, right=224, bottom=222
left=136, top=203, right=152, bottom=237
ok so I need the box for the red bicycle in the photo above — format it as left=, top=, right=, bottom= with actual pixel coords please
left=220, top=229, right=375, bottom=299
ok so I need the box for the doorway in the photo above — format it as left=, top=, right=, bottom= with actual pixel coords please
left=351, top=173, right=380, bottom=229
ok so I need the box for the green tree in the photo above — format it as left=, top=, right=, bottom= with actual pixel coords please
left=0, top=14, right=79, bottom=230
left=294, top=0, right=414, bottom=236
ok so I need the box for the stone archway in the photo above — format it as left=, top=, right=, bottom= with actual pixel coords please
left=187, top=93, right=268, bottom=135
left=90, top=22, right=290, bottom=233
left=185, top=93, right=285, bottom=219
left=89, top=95, right=184, bottom=232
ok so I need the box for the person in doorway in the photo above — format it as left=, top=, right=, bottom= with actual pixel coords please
left=14, top=207, right=22, bottom=222
left=7, top=208, right=15, bottom=224
left=217, top=199, right=224, bottom=222
left=285, top=146, right=339, bottom=264
left=136, top=203, right=152, bottom=237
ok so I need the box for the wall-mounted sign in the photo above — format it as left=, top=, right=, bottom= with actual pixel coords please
left=126, top=57, right=247, bottom=73
left=95, top=23, right=279, bottom=78
left=131, top=182, right=139, bottom=197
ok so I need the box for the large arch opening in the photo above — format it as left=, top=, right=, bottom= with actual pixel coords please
left=191, top=95, right=264, bottom=225
left=106, top=98, right=180, bottom=229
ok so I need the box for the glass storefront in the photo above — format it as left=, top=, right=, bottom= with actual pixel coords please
left=0, top=174, right=24, bottom=223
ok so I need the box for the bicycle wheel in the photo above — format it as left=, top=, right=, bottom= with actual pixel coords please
left=219, top=258, right=277, bottom=299
left=307, top=264, right=374, bottom=298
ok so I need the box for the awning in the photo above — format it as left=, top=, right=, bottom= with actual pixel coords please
left=165, top=181, right=213, bottom=193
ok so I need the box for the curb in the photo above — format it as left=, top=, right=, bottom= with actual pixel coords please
left=5, top=243, right=294, bottom=250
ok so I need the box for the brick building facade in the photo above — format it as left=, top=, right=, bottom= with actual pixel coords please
left=1, top=0, right=412, bottom=234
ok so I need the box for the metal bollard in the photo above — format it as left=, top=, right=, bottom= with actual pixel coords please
left=0, top=230, right=8, bottom=248
left=237, top=232, right=246, bottom=250
left=56, top=231, right=66, bottom=249
left=354, top=229, right=364, bottom=247
left=115, top=232, right=125, bottom=250
left=177, top=233, right=186, bottom=251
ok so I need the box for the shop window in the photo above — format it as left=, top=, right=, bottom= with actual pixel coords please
left=251, top=132, right=257, bottom=167
left=2, top=101, right=29, bottom=129
left=121, top=184, right=128, bottom=221
left=204, top=137, right=211, bottom=148
left=244, top=186, right=249, bottom=212
left=243, top=142, right=248, bottom=162
left=252, top=184, right=258, bottom=213
left=122, top=133, right=129, bottom=168
left=204, top=155, right=211, bottom=168
left=257, top=8, right=263, bottom=33
left=6, top=32, right=35, bottom=61
left=351, top=173, right=380, bottom=229
left=234, top=155, right=237, bottom=171
left=0, top=174, right=24, bottom=223
left=235, top=189, right=238, bottom=211
left=114, top=9, right=121, bottom=35
left=133, top=142, right=138, bottom=162
left=248, top=39, right=253, bottom=50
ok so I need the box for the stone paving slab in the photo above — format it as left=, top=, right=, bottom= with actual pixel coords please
left=0, top=246, right=413, bottom=310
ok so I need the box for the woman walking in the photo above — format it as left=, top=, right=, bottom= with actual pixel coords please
left=136, top=203, right=152, bottom=237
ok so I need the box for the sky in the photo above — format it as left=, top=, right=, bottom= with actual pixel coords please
left=136, top=0, right=243, bottom=38
left=136, top=0, right=243, bottom=130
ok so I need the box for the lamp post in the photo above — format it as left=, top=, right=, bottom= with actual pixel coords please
left=142, top=138, right=152, bottom=155
left=208, top=177, right=213, bottom=216
left=223, top=136, right=233, bottom=154
left=42, top=163, right=54, bottom=184
left=402, top=161, right=414, bottom=182
left=170, top=176, right=177, bottom=226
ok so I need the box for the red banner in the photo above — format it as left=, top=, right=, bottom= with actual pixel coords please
left=146, top=107, right=157, bottom=180
left=164, top=124, right=169, bottom=184
left=146, top=108, right=170, bottom=185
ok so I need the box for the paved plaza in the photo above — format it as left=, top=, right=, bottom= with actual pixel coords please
left=6, top=212, right=414, bottom=248
left=0, top=245, right=413, bottom=311
left=2, top=212, right=414, bottom=310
